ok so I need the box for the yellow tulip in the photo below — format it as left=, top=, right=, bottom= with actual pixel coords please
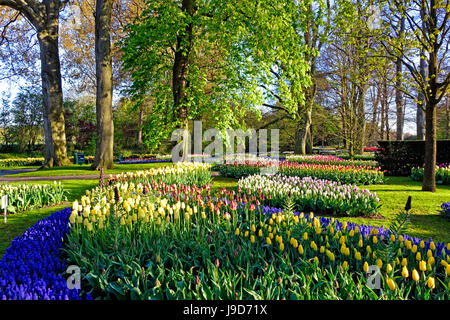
left=298, top=244, right=304, bottom=255
left=416, top=252, right=421, bottom=261
left=363, top=261, right=369, bottom=272
left=401, top=258, right=407, bottom=267
left=376, top=259, right=383, bottom=269
left=258, top=229, right=263, bottom=237
left=401, top=266, right=409, bottom=278
left=446, top=265, right=450, bottom=277
left=342, top=261, right=348, bottom=269
left=430, top=242, right=436, bottom=250
left=250, top=235, right=255, bottom=243
left=320, top=246, right=325, bottom=254
left=355, top=252, right=362, bottom=261
left=412, top=245, right=417, bottom=253
left=387, top=278, right=396, bottom=291
left=428, top=256, right=435, bottom=266
left=427, top=249, right=433, bottom=258
left=412, top=269, right=420, bottom=282
left=419, top=260, right=427, bottom=272
left=244, top=231, right=249, bottom=237
left=279, top=242, right=284, bottom=251
left=419, top=240, right=425, bottom=249
left=427, top=277, right=435, bottom=289
left=303, top=232, right=308, bottom=241
left=266, top=237, right=272, bottom=246
left=251, top=225, right=256, bottom=233
left=358, top=239, right=363, bottom=248
left=386, top=264, right=393, bottom=273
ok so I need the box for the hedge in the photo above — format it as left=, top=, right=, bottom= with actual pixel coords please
left=376, top=140, right=450, bottom=176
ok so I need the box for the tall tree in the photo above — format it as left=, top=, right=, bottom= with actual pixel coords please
left=121, top=0, right=274, bottom=158
left=395, top=13, right=405, bottom=140
left=0, top=0, right=70, bottom=167
left=381, top=0, right=450, bottom=192
left=91, top=0, right=114, bottom=170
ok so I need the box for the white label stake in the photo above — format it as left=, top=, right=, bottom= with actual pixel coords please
left=2, top=195, right=7, bottom=223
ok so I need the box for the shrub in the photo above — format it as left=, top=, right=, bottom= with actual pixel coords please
left=376, top=140, right=450, bottom=176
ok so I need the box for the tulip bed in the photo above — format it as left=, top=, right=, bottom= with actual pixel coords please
left=411, top=164, right=450, bottom=185
left=0, top=182, right=67, bottom=213
left=57, top=169, right=449, bottom=300
left=0, top=157, right=45, bottom=168
left=237, top=175, right=380, bottom=217
left=1, top=164, right=449, bottom=300
left=286, top=155, right=378, bottom=167
left=215, top=160, right=385, bottom=185
left=106, top=161, right=212, bottom=187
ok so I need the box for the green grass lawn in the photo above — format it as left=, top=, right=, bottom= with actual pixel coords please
left=2, top=162, right=172, bottom=177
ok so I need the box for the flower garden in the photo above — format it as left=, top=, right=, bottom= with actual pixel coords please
left=214, top=160, right=385, bottom=184
left=1, top=161, right=449, bottom=300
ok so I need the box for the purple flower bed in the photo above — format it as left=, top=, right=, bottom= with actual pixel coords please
left=442, top=202, right=450, bottom=219
left=0, top=208, right=87, bottom=300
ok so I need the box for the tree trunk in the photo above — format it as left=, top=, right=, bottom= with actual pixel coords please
left=416, top=7, right=426, bottom=140
left=38, top=26, right=70, bottom=167
left=395, top=17, right=405, bottom=141
left=422, top=102, right=436, bottom=192
left=172, top=0, right=195, bottom=162
left=296, top=107, right=313, bottom=155
left=91, top=0, right=114, bottom=170
left=0, top=0, right=70, bottom=167
left=446, top=96, right=450, bottom=139
left=137, top=106, right=144, bottom=145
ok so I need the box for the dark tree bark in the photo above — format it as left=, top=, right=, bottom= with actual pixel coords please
left=91, top=0, right=114, bottom=170
left=172, top=0, right=195, bottom=161
left=0, top=0, right=70, bottom=167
